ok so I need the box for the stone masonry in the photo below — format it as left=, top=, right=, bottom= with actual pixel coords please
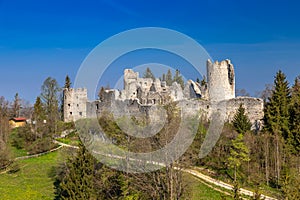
left=63, top=59, right=264, bottom=128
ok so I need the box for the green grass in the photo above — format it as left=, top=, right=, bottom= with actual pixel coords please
left=10, top=146, right=28, bottom=157
left=56, top=137, right=71, bottom=144
left=184, top=173, right=233, bottom=200
left=1, top=146, right=237, bottom=200
left=0, top=150, right=63, bottom=200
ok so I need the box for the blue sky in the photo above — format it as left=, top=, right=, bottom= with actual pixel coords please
left=0, top=0, right=300, bottom=102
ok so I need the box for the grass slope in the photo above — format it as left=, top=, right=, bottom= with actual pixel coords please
left=0, top=150, right=61, bottom=200
left=1, top=147, right=233, bottom=200
left=185, top=173, right=233, bottom=200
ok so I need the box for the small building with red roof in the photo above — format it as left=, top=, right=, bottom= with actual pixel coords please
left=9, top=117, right=27, bottom=128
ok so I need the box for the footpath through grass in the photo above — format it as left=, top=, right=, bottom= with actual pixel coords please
left=0, top=149, right=64, bottom=200
left=184, top=173, right=233, bottom=200
left=1, top=145, right=235, bottom=200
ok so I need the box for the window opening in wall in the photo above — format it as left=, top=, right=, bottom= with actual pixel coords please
left=79, top=112, right=82, bottom=116
left=68, top=104, right=70, bottom=107
left=70, top=112, right=72, bottom=115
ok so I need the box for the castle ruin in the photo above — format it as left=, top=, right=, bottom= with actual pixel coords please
left=63, top=59, right=264, bottom=128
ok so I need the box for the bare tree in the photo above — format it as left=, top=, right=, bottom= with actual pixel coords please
left=0, top=96, right=11, bottom=169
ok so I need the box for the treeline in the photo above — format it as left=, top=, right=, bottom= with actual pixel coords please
left=0, top=75, right=73, bottom=169
left=55, top=69, right=300, bottom=199
left=200, top=71, right=300, bottom=199
left=55, top=102, right=192, bottom=199
left=143, top=67, right=185, bottom=89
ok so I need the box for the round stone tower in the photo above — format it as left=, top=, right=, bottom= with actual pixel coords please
left=206, top=59, right=235, bottom=102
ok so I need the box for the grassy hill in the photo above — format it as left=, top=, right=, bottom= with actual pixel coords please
left=0, top=147, right=232, bottom=200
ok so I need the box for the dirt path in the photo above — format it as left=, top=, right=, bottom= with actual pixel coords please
left=11, top=140, right=278, bottom=200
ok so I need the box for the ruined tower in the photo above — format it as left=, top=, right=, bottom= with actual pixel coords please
left=207, top=59, right=235, bottom=102
left=63, top=88, right=88, bottom=122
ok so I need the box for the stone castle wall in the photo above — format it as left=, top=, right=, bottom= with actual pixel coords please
left=224, top=97, right=264, bottom=124
left=63, top=59, right=264, bottom=128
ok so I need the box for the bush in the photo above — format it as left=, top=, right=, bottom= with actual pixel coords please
left=28, top=137, right=56, bottom=155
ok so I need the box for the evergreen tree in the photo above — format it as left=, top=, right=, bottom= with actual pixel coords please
left=143, top=67, right=155, bottom=80
left=200, top=76, right=207, bottom=87
left=33, top=96, right=46, bottom=134
left=232, top=104, right=252, bottom=134
left=228, top=133, right=250, bottom=182
left=166, top=69, right=173, bottom=86
left=64, top=75, right=71, bottom=89
left=98, top=86, right=105, bottom=101
left=59, top=142, right=96, bottom=199
left=264, top=70, right=291, bottom=141
left=173, top=69, right=184, bottom=89
left=11, top=93, right=21, bottom=117
left=290, top=77, right=300, bottom=152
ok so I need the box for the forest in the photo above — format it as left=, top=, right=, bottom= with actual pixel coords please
left=0, top=70, right=300, bottom=199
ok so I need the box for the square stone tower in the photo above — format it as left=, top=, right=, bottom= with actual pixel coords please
left=63, top=88, right=88, bottom=122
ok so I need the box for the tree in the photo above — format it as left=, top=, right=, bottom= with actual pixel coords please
left=11, top=93, right=21, bottom=117
left=233, top=181, right=241, bottom=200
left=228, top=133, right=250, bottom=182
left=257, top=84, right=274, bottom=102
left=32, top=96, right=47, bottom=138
left=59, top=142, right=96, bottom=199
left=143, top=67, right=155, bottom=80
left=0, top=96, right=11, bottom=169
left=264, top=70, right=291, bottom=141
left=64, top=75, right=71, bottom=89
left=162, top=73, right=166, bottom=82
left=200, top=76, right=207, bottom=87
left=232, top=104, right=252, bottom=134
left=40, top=77, right=61, bottom=134
left=173, top=69, right=184, bottom=89
left=281, top=168, right=300, bottom=199
left=166, top=69, right=173, bottom=86
left=98, top=86, right=105, bottom=101
left=236, top=89, right=250, bottom=97
left=263, top=71, right=291, bottom=186
left=290, top=77, right=300, bottom=153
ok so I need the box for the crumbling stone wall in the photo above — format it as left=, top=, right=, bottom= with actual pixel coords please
left=224, top=97, right=264, bottom=124
left=64, top=59, right=264, bottom=127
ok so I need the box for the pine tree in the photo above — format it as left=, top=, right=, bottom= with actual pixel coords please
left=173, top=69, right=184, bottom=89
left=162, top=73, right=166, bottom=82
left=11, top=93, right=20, bottom=117
left=166, top=69, right=173, bottom=86
left=33, top=97, right=46, bottom=132
left=64, top=75, right=71, bottom=89
left=263, top=70, right=291, bottom=186
left=232, top=104, right=252, bottom=134
left=59, top=142, right=96, bottom=199
left=264, top=70, right=291, bottom=141
left=290, top=77, right=300, bottom=153
left=228, top=133, right=250, bottom=182
left=143, top=67, right=155, bottom=80
left=98, top=86, right=105, bottom=101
